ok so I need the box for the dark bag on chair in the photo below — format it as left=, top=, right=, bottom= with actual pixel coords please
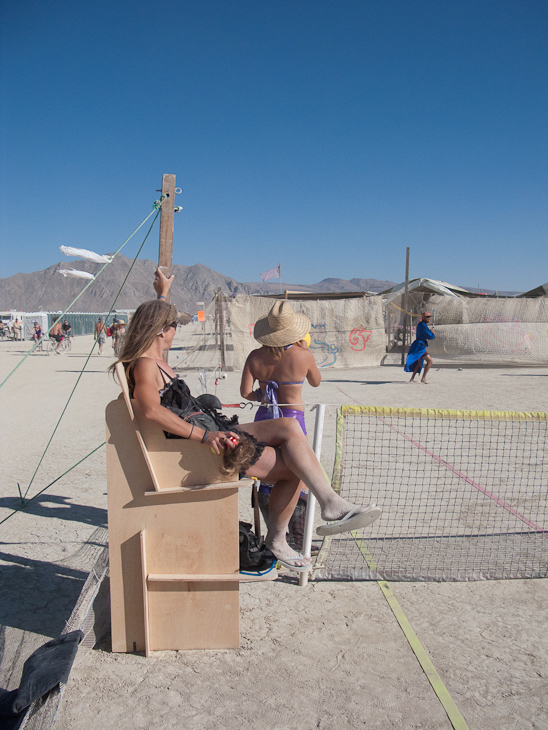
left=161, top=379, right=239, bottom=438
left=239, top=522, right=274, bottom=572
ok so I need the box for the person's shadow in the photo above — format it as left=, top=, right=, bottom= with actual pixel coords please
left=0, top=494, right=106, bottom=528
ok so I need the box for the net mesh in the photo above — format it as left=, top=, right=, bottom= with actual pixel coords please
left=315, top=407, right=548, bottom=582
left=387, top=293, right=548, bottom=364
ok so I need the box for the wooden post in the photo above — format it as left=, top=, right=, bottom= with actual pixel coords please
left=158, top=174, right=176, bottom=302
left=158, top=174, right=176, bottom=364
left=218, top=291, right=226, bottom=372
left=401, top=247, right=410, bottom=366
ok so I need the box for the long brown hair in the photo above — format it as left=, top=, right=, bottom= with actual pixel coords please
left=108, top=299, right=177, bottom=391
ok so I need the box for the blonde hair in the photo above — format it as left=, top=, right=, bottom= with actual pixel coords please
left=264, top=345, right=285, bottom=361
left=219, top=433, right=259, bottom=476
left=108, top=299, right=178, bottom=391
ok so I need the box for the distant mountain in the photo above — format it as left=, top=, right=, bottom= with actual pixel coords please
left=241, top=276, right=396, bottom=296
left=1, top=256, right=521, bottom=314
left=0, top=255, right=398, bottom=313
left=0, top=256, right=250, bottom=313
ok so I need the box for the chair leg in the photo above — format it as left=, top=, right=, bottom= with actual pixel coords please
left=252, top=483, right=261, bottom=538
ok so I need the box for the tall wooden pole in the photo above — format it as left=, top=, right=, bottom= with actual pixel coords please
left=159, top=173, right=176, bottom=302
left=217, top=291, right=226, bottom=372
left=401, top=247, right=410, bottom=366
left=159, top=174, right=176, bottom=364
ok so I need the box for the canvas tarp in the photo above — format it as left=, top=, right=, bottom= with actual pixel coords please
left=230, top=294, right=385, bottom=369
left=423, top=294, right=548, bottom=364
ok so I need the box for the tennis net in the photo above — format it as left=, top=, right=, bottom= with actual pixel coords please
left=315, top=406, right=548, bottom=581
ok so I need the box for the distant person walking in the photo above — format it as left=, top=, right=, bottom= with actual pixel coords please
left=112, top=320, right=126, bottom=357
left=94, top=318, right=107, bottom=355
left=405, top=311, right=435, bottom=383
left=12, top=318, right=22, bottom=341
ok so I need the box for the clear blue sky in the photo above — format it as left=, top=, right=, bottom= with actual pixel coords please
left=1, top=0, right=547, bottom=291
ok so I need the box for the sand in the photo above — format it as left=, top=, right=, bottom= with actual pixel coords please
left=1, top=333, right=547, bottom=730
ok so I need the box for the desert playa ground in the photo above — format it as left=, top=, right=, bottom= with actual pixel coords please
left=1, top=331, right=547, bottom=730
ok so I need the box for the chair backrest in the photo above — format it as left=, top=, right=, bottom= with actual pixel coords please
left=113, top=362, right=233, bottom=491
left=115, top=362, right=162, bottom=490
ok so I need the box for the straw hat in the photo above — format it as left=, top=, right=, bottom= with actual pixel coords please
left=253, top=300, right=310, bottom=347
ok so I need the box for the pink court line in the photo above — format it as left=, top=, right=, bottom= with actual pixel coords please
left=336, top=387, right=547, bottom=537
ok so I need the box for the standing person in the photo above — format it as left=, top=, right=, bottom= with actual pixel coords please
left=404, top=311, right=435, bottom=383
left=94, top=318, right=107, bottom=355
left=240, top=300, right=321, bottom=553
left=111, top=269, right=381, bottom=573
left=12, top=318, right=22, bottom=341
left=50, top=318, right=64, bottom=354
left=113, top=321, right=126, bottom=357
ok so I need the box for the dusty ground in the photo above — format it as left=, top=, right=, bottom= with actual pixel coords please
left=1, top=332, right=547, bottom=730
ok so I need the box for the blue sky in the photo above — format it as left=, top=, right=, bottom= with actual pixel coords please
left=1, top=0, right=546, bottom=291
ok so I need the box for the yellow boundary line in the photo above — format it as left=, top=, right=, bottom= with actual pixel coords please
left=352, top=535, right=469, bottom=730
left=318, top=407, right=471, bottom=729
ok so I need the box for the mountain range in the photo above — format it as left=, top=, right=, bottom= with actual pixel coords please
left=0, top=254, right=521, bottom=313
left=0, top=255, right=397, bottom=313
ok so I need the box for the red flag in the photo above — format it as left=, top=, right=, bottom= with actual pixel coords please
left=260, top=264, right=281, bottom=282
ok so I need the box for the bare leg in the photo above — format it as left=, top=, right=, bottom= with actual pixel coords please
left=410, top=358, right=422, bottom=382
left=241, top=419, right=379, bottom=525
left=246, top=443, right=309, bottom=567
left=421, top=354, right=433, bottom=383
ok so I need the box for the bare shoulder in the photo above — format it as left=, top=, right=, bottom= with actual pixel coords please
left=133, top=357, right=162, bottom=385
left=289, top=345, right=316, bottom=365
left=246, top=347, right=270, bottom=369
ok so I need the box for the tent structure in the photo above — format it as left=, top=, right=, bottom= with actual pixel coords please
left=379, top=278, right=468, bottom=303
left=380, top=278, right=548, bottom=365
left=518, top=282, right=548, bottom=298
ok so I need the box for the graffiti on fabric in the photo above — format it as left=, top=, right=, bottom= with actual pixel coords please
left=481, top=322, right=535, bottom=353
left=310, top=323, right=339, bottom=367
left=349, top=327, right=372, bottom=351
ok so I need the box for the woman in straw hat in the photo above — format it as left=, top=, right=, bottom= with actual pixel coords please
left=113, top=270, right=381, bottom=573
left=240, top=300, right=320, bottom=563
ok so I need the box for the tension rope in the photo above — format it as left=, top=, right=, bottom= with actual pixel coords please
left=1, top=198, right=165, bottom=525
left=0, top=196, right=167, bottom=391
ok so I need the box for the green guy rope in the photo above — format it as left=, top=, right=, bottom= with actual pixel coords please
left=0, top=443, right=106, bottom=527
left=0, top=196, right=167, bottom=390
left=21, top=209, right=161, bottom=501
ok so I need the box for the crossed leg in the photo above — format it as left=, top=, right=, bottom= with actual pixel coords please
left=239, top=418, right=381, bottom=568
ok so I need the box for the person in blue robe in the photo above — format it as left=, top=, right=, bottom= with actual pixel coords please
left=404, top=311, right=435, bottom=383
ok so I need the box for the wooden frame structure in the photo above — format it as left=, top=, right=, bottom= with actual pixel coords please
left=106, top=364, right=275, bottom=655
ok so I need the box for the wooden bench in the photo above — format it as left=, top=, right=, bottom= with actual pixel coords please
left=106, top=363, right=275, bottom=656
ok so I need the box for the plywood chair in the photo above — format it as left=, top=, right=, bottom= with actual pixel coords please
left=106, top=363, right=275, bottom=656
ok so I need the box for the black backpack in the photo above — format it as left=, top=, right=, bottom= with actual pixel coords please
left=239, top=522, right=275, bottom=572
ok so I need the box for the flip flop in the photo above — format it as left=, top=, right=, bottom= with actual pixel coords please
left=275, top=553, right=312, bottom=573
left=316, top=505, right=382, bottom=536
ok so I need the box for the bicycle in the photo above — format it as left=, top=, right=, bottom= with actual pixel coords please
left=62, top=336, right=72, bottom=352
left=46, top=336, right=65, bottom=355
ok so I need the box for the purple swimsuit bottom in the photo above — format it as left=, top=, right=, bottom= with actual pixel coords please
left=254, top=405, right=307, bottom=496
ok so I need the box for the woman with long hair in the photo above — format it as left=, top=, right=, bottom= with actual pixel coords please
left=111, top=270, right=381, bottom=572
